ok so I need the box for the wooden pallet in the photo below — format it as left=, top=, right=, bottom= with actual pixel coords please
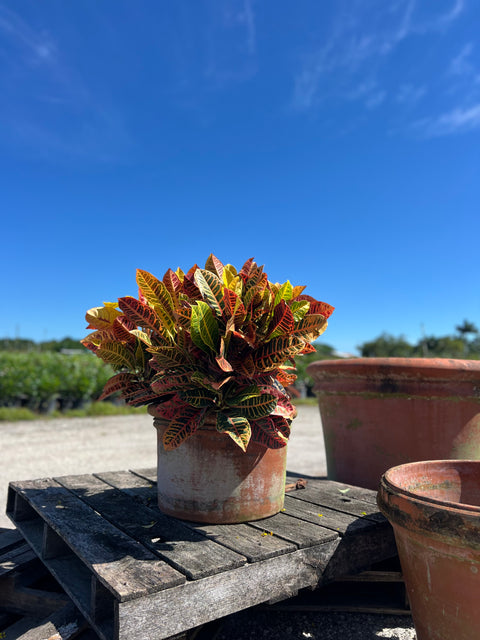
left=268, top=556, right=410, bottom=616
left=0, top=527, right=98, bottom=640
left=6, top=470, right=398, bottom=640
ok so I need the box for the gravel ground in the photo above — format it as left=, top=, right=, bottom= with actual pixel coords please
left=0, top=406, right=416, bottom=639
left=214, top=609, right=415, bottom=640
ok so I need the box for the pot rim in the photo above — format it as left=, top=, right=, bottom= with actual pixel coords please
left=307, top=357, right=480, bottom=380
left=381, top=459, right=480, bottom=515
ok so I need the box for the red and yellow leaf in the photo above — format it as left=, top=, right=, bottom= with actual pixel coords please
left=117, top=296, right=162, bottom=333
left=85, top=305, right=121, bottom=330
left=112, top=316, right=137, bottom=343
left=205, top=253, right=224, bottom=278
left=267, top=300, right=295, bottom=338
left=163, top=268, right=182, bottom=300
left=163, top=406, right=204, bottom=450
left=276, top=370, right=297, bottom=387
left=251, top=416, right=288, bottom=449
left=99, top=372, right=137, bottom=400
left=253, top=336, right=300, bottom=371
left=151, top=368, right=194, bottom=395
left=295, top=295, right=335, bottom=319
left=291, top=314, right=328, bottom=341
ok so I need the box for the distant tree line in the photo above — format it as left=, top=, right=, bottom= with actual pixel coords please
left=358, top=320, right=480, bottom=359
left=0, top=337, right=84, bottom=352
left=1, top=322, right=478, bottom=405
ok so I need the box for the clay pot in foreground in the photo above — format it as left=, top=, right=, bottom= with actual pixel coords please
left=307, top=357, right=480, bottom=490
left=150, top=411, right=287, bottom=524
left=378, top=460, right=480, bottom=640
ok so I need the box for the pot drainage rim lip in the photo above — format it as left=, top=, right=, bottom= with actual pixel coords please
left=381, top=460, right=480, bottom=515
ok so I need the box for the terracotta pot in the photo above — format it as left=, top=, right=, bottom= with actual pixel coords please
left=307, top=358, right=480, bottom=490
left=148, top=409, right=287, bottom=524
left=378, top=460, right=480, bottom=640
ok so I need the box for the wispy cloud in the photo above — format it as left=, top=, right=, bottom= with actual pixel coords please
left=292, top=0, right=465, bottom=119
left=447, top=42, right=479, bottom=84
left=416, top=103, right=480, bottom=137
left=203, top=0, right=257, bottom=85
left=0, top=4, right=129, bottom=162
left=0, top=4, right=57, bottom=65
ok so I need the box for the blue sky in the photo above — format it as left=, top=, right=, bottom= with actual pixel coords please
left=1, top=0, right=479, bottom=355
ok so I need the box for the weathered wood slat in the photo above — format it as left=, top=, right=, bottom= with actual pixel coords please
left=321, top=521, right=397, bottom=583
left=97, top=470, right=297, bottom=562
left=117, top=542, right=340, bottom=640
left=298, top=478, right=380, bottom=505
left=128, top=470, right=339, bottom=550
left=282, top=495, right=380, bottom=535
left=285, top=477, right=384, bottom=521
left=188, top=521, right=297, bottom=562
left=0, top=582, right=69, bottom=617
left=0, top=527, right=24, bottom=552
left=7, top=478, right=185, bottom=600
left=56, top=473, right=247, bottom=580
left=0, top=542, right=37, bottom=578
left=130, top=468, right=157, bottom=483
left=14, top=602, right=91, bottom=640
left=248, top=510, right=339, bottom=548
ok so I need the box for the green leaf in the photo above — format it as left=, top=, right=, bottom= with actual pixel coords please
left=179, top=388, right=218, bottom=407
left=194, top=269, right=224, bottom=317
left=130, top=329, right=152, bottom=346
left=135, top=341, right=145, bottom=370
left=96, top=343, right=137, bottom=370
left=216, top=413, right=251, bottom=451
left=273, top=281, right=293, bottom=306
left=228, top=393, right=277, bottom=420
left=224, top=385, right=260, bottom=406
left=190, top=301, right=220, bottom=354
left=288, top=300, right=310, bottom=322
left=149, top=345, right=191, bottom=368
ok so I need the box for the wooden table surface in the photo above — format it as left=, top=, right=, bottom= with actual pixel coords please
left=6, top=470, right=397, bottom=640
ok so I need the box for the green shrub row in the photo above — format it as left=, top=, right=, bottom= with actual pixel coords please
left=0, top=352, right=114, bottom=412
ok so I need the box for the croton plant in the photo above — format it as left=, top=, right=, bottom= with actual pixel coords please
left=81, top=255, right=333, bottom=452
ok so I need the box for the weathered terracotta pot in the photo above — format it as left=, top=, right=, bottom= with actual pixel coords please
left=378, top=460, right=480, bottom=640
left=307, top=358, right=480, bottom=489
left=148, top=409, right=287, bottom=523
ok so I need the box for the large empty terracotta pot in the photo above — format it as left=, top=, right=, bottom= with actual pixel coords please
left=378, top=460, right=480, bottom=640
left=307, top=357, right=480, bottom=489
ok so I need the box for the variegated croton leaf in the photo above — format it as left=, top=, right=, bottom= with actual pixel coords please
left=82, top=255, right=333, bottom=450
